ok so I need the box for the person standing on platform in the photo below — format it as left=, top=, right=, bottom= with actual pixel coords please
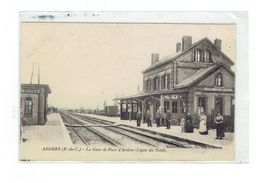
left=166, top=109, right=171, bottom=129
left=180, top=118, right=186, bottom=132
left=185, top=112, right=194, bottom=133
left=136, top=110, right=142, bottom=127
left=146, top=110, right=152, bottom=127
left=199, top=111, right=208, bottom=135
left=155, top=110, right=161, bottom=127
left=215, top=113, right=225, bottom=139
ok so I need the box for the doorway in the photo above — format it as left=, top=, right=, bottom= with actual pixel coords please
left=215, top=97, right=223, bottom=115
left=198, top=97, right=206, bottom=114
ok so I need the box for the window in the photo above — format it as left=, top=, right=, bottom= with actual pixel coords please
left=215, top=74, right=223, bottom=86
left=152, top=78, right=156, bottom=91
left=156, top=77, right=159, bottom=90
left=194, top=49, right=202, bottom=62
left=198, top=97, right=206, bottom=114
left=161, top=75, right=166, bottom=89
left=24, top=97, right=33, bottom=117
left=161, top=74, right=170, bottom=90
left=166, top=74, right=170, bottom=89
left=127, top=103, right=132, bottom=112
left=203, top=50, right=211, bottom=63
left=172, top=101, right=178, bottom=114
left=180, top=101, right=186, bottom=114
left=153, top=77, right=159, bottom=91
left=164, top=101, right=170, bottom=113
left=132, top=103, right=138, bottom=112
left=122, top=103, right=127, bottom=112
left=146, top=79, right=151, bottom=91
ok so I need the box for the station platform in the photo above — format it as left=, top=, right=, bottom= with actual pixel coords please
left=20, top=113, right=73, bottom=160
left=75, top=113, right=234, bottom=149
left=20, top=113, right=72, bottom=146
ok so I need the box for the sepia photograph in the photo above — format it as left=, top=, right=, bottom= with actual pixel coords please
left=19, top=12, right=239, bottom=161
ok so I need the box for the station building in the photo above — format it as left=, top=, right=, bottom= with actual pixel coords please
left=20, top=84, right=51, bottom=125
left=116, top=36, right=235, bottom=129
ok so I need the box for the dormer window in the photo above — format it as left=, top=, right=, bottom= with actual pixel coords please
left=194, top=49, right=212, bottom=62
left=215, top=73, right=223, bottom=86
left=204, top=50, right=211, bottom=63
left=194, top=49, right=202, bottom=62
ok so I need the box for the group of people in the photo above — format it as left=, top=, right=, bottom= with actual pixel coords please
left=136, top=109, right=172, bottom=129
left=196, top=112, right=225, bottom=139
left=136, top=110, right=225, bottom=140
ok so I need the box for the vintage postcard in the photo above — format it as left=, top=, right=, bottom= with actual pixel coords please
left=19, top=12, right=248, bottom=162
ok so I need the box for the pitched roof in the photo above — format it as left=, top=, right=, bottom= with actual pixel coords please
left=142, top=37, right=234, bottom=73
left=175, top=63, right=235, bottom=89
left=115, top=63, right=234, bottom=101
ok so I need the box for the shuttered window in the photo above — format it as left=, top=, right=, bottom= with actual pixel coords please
left=161, top=75, right=166, bottom=89
left=166, top=74, right=170, bottom=89
left=204, top=50, right=211, bottom=62
left=164, top=101, right=170, bottom=113
left=172, top=101, right=178, bottom=114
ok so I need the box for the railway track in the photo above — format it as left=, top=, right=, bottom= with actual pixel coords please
left=60, top=113, right=119, bottom=147
left=60, top=112, right=190, bottom=148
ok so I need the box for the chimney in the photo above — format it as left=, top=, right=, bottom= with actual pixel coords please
left=176, top=42, right=181, bottom=53
left=182, top=36, right=192, bottom=51
left=151, top=53, right=159, bottom=65
left=214, top=39, right=222, bottom=51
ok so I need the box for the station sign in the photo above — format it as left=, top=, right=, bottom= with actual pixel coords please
left=21, top=88, right=41, bottom=94
left=204, top=88, right=233, bottom=92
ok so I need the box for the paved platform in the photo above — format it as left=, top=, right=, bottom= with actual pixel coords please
left=76, top=113, right=234, bottom=149
left=20, top=113, right=72, bottom=146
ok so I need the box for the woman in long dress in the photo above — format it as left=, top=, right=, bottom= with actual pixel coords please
left=185, top=113, right=194, bottom=133
left=180, top=118, right=185, bottom=133
left=215, top=113, right=225, bottom=139
left=199, top=111, right=208, bottom=135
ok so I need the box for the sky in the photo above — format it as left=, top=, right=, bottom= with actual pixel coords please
left=20, top=23, right=236, bottom=109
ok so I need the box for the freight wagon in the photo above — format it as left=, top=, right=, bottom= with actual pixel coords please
left=105, top=106, right=118, bottom=117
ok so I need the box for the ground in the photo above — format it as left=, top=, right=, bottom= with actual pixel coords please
left=19, top=112, right=235, bottom=161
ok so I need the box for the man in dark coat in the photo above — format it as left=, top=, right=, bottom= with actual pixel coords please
left=155, top=110, right=161, bottom=127
left=166, top=109, right=171, bottom=129
left=185, top=112, right=194, bottom=133
left=136, top=110, right=142, bottom=127
left=146, top=110, right=152, bottom=127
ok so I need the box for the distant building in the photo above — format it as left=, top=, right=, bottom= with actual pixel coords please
left=116, top=36, right=235, bottom=128
left=20, top=84, right=51, bottom=125
left=48, top=106, right=58, bottom=113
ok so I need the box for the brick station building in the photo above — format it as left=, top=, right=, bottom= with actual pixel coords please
left=20, top=84, right=51, bottom=125
left=116, top=36, right=235, bottom=130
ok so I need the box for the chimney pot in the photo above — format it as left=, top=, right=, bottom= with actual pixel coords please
left=182, top=36, right=192, bottom=51
left=151, top=53, right=159, bottom=65
left=176, top=42, right=181, bottom=53
left=214, top=39, right=222, bottom=51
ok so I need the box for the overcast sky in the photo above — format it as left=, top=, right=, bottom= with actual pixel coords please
left=20, top=23, right=236, bottom=109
